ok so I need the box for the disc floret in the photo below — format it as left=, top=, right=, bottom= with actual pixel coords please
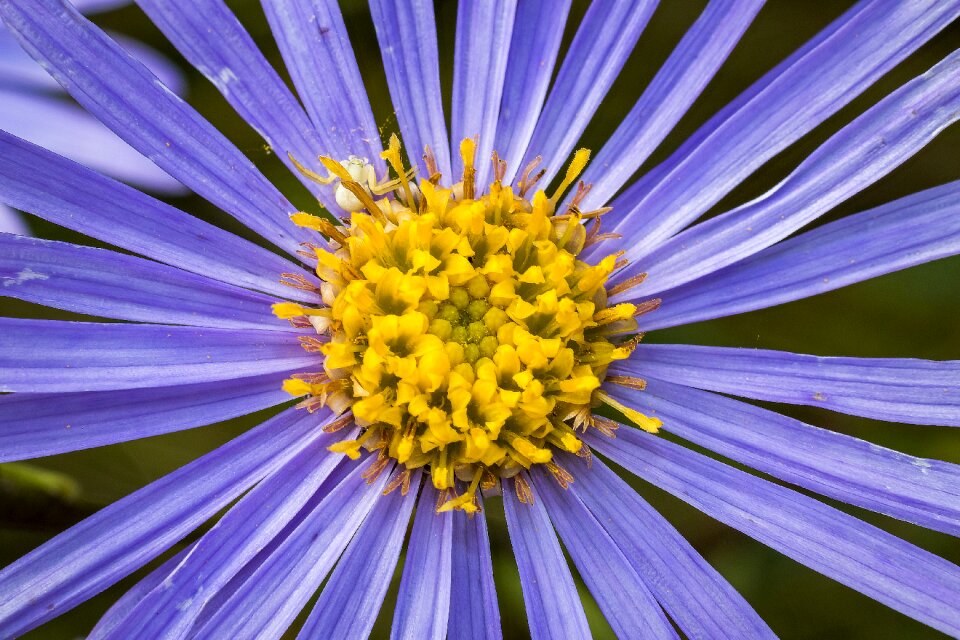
left=276, top=136, right=660, bottom=512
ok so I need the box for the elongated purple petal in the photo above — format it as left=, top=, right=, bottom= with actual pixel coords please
left=587, top=428, right=960, bottom=637
left=0, top=88, right=183, bottom=193
left=101, top=423, right=355, bottom=640
left=615, top=48, right=960, bottom=298
left=447, top=496, right=502, bottom=640
left=621, top=343, right=960, bottom=426
left=640, top=179, right=960, bottom=330
left=0, top=373, right=292, bottom=462
left=391, top=484, right=453, bottom=640
left=261, top=0, right=384, bottom=168
left=607, top=379, right=960, bottom=535
left=0, top=0, right=308, bottom=255
left=0, top=406, right=327, bottom=639
left=579, top=0, right=764, bottom=209
left=591, top=0, right=960, bottom=260
left=565, top=454, right=774, bottom=638
left=516, top=0, right=659, bottom=187
left=134, top=0, right=343, bottom=213
left=451, top=0, right=516, bottom=187
left=0, top=234, right=287, bottom=330
left=193, top=457, right=389, bottom=640
left=299, top=472, right=422, bottom=640
left=109, top=32, right=187, bottom=96
left=0, top=203, right=27, bottom=234
left=0, top=130, right=317, bottom=301
left=533, top=469, right=678, bottom=639
left=0, top=318, right=317, bottom=392
left=369, top=0, right=450, bottom=176
left=494, top=0, right=571, bottom=180
left=503, top=477, right=590, bottom=640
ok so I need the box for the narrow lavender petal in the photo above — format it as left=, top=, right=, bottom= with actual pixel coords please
left=533, top=469, right=678, bottom=640
left=566, top=454, right=775, bottom=638
left=494, top=0, right=571, bottom=181
left=0, top=318, right=317, bottom=392
left=261, top=0, right=384, bottom=168
left=299, top=472, right=422, bottom=640
left=134, top=0, right=342, bottom=213
left=109, top=32, right=187, bottom=96
left=0, top=29, right=57, bottom=90
left=0, top=373, right=293, bottom=462
left=391, top=484, right=453, bottom=640
left=0, top=130, right=317, bottom=301
left=607, top=380, right=960, bottom=535
left=515, top=0, right=659, bottom=187
left=71, top=0, right=129, bottom=11
left=620, top=343, right=960, bottom=426
left=638, top=180, right=960, bottom=330
left=88, top=546, right=193, bottom=640
left=447, top=495, right=502, bottom=640
left=0, top=234, right=288, bottom=330
left=0, top=0, right=309, bottom=255
left=590, top=0, right=960, bottom=262
left=192, top=457, right=390, bottom=640
left=451, top=0, right=516, bottom=187
left=369, top=0, right=451, bottom=177
left=614, top=49, right=960, bottom=298
left=0, top=406, right=327, bottom=639
left=579, top=0, right=764, bottom=209
left=502, top=477, right=590, bottom=640
left=0, top=88, right=183, bottom=193
left=0, top=203, right=27, bottom=234
left=587, top=428, right=960, bottom=637
left=100, top=424, right=355, bottom=640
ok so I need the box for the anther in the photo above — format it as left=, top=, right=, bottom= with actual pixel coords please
left=607, top=272, right=648, bottom=297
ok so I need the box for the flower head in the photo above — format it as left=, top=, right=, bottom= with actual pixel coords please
left=0, top=1, right=959, bottom=639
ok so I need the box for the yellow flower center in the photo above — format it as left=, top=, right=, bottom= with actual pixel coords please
left=275, top=136, right=661, bottom=512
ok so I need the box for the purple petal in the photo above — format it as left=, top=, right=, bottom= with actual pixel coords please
left=515, top=0, right=659, bottom=187
left=614, top=48, right=960, bottom=298
left=591, top=0, right=960, bottom=260
left=0, top=373, right=292, bottom=462
left=502, top=477, right=590, bottom=640
left=133, top=0, right=344, bottom=213
left=0, top=318, right=317, bottom=392
left=99, top=423, right=356, bottom=639
left=586, top=428, right=960, bottom=636
left=565, top=454, right=774, bottom=638
left=0, top=0, right=309, bottom=255
left=578, top=0, right=764, bottom=209
left=299, top=471, right=422, bottom=640
left=0, top=28, right=58, bottom=90
left=0, top=234, right=288, bottom=330
left=607, top=379, right=960, bottom=535
left=447, top=495, right=502, bottom=640
left=71, top=0, right=130, bottom=12
left=0, top=203, right=27, bottom=234
left=369, top=0, right=451, bottom=176
left=451, top=0, right=516, bottom=187
left=0, top=130, right=317, bottom=301
left=261, top=0, right=384, bottom=168
left=494, top=0, right=571, bottom=180
left=0, top=406, right=328, bottom=639
left=533, top=469, right=678, bottom=639
left=109, top=32, right=187, bottom=96
left=0, top=87, right=183, bottom=193
left=621, top=343, right=960, bottom=426
left=391, top=484, right=453, bottom=640
left=192, top=457, right=389, bottom=640
left=639, top=179, right=960, bottom=330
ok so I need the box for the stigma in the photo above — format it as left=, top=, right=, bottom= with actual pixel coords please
left=275, top=135, right=660, bottom=512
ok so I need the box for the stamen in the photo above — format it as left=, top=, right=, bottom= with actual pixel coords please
left=460, top=137, right=477, bottom=200
left=607, top=272, right=648, bottom=297
left=550, top=148, right=590, bottom=206
left=633, top=298, right=662, bottom=317
left=605, top=375, right=648, bottom=391
left=597, top=391, right=662, bottom=433
left=516, top=156, right=543, bottom=196
left=514, top=475, right=535, bottom=505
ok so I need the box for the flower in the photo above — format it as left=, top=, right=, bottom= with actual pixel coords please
left=0, top=0, right=185, bottom=235
left=0, top=0, right=959, bottom=638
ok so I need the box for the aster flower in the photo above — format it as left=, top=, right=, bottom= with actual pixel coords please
left=0, top=0, right=184, bottom=234
left=0, top=0, right=959, bottom=638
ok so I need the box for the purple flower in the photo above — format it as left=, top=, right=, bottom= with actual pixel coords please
left=1, top=1, right=959, bottom=639
left=0, top=0, right=184, bottom=234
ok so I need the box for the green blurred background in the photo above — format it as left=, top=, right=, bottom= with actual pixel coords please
left=3, top=1, right=959, bottom=638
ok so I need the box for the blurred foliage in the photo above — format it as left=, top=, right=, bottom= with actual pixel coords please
left=3, top=1, right=960, bottom=638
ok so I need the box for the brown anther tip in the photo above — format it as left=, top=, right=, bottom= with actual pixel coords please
left=606, top=375, right=648, bottom=391
left=607, top=272, right=649, bottom=297
left=546, top=462, right=574, bottom=489
left=591, top=415, right=620, bottom=438
left=633, top=298, right=662, bottom=316
left=323, top=413, right=354, bottom=433
left=514, top=475, right=534, bottom=505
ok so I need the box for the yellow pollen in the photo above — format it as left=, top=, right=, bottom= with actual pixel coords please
left=278, top=138, right=651, bottom=511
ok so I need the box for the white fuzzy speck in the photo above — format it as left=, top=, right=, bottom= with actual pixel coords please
left=213, top=67, right=238, bottom=93
left=2, top=268, right=48, bottom=287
